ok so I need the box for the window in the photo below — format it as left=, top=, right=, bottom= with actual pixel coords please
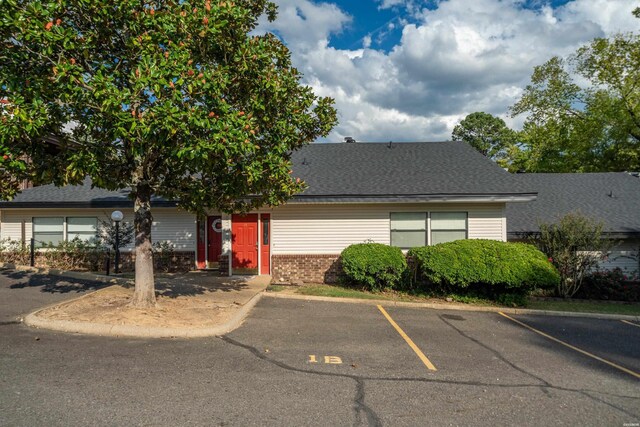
left=431, top=212, right=467, bottom=245
left=262, top=216, right=270, bottom=245
left=67, top=217, right=98, bottom=243
left=33, top=217, right=64, bottom=247
left=32, top=217, right=98, bottom=247
left=390, top=212, right=427, bottom=248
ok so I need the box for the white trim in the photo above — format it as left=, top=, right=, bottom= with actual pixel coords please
left=501, top=206, right=507, bottom=242
left=257, top=215, right=261, bottom=276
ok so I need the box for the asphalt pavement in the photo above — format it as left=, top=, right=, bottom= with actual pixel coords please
left=1, top=271, right=638, bottom=426
left=0, top=268, right=104, bottom=324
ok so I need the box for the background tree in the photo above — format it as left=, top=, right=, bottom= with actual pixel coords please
left=0, top=0, right=337, bottom=307
left=451, top=112, right=516, bottom=167
left=509, top=24, right=640, bottom=172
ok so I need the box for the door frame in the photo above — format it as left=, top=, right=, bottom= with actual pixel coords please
left=229, top=211, right=271, bottom=276
left=196, top=215, right=223, bottom=270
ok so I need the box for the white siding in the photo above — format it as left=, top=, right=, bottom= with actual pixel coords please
left=0, top=208, right=197, bottom=251
left=599, top=239, right=639, bottom=274
left=468, top=207, right=505, bottom=240
left=271, top=203, right=506, bottom=255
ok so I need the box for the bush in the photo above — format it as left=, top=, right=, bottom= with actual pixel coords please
left=532, top=212, right=615, bottom=298
left=39, top=238, right=106, bottom=271
left=408, top=240, right=560, bottom=294
left=0, top=238, right=30, bottom=265
left=574, top=268, right=640, bottom=302
left=153, top=240, right=176, bottom=272
left=340, top=243, right=407, bottom=291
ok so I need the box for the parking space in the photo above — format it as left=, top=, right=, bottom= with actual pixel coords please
left=228, top=297, right=640, bottom=424
left=233, top=298, right=640, bottom=384
left=228, top=297, right=436, bottom=379
left=1, top=282, right=638, bottom=426
left=0, top=269, right=104, bottom=324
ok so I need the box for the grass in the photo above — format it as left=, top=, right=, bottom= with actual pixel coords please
left=266, top=285, right=286, bottom=292
left=296, top=285, right=391, bottom=300
left=295, top=284, right=640, bottom=316
left=527, top=299, right=640, bottom=316
left=295, top=284, right=498, bottom=305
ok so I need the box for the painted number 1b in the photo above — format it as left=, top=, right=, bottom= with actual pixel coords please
left=309, top=355, right=342, bottom=364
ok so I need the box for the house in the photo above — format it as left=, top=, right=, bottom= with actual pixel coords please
left=506, top=172, right=640, bottom=274
left=0, top=141, right=536, bottom=282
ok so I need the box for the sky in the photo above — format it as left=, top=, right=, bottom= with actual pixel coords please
left=256, top=0, right=639, bottom=143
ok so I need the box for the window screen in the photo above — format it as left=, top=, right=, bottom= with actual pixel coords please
left=67, top=217, right=98, bottom=243
left=33, top=217, right=64, bottom=247
left=390, top=212, right=427, bottom=248
left=431, top=212, right=467, bottom=245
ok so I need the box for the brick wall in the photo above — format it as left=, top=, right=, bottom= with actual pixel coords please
left=271, top=254, right=341, bottom=284
left=0, top=250, right=196, bottom=273
left=218, top=254, right=230, bottom=276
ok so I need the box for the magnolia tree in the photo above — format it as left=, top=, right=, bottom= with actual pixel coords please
left=0, top=0, right=337, bottom=307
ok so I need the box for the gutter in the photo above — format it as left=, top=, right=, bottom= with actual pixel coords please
left=0, top=200, right=178, bottom=209
left=288, top=193, right=538, bottom=204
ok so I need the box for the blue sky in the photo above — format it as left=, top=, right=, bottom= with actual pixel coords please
left=258, top=0, right=638, bottom=142
left=328, top=0, right=575, bottom=52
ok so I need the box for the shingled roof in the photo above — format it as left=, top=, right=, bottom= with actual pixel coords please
left=506, top=172, right=640, bottom=237
left=0, top=176, right=175, bottom=208
left=0, top=141, right=535, bottom=208
left=289, top=141, right=535, bottom=202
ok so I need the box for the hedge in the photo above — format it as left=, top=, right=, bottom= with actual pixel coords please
left=408, top=239, right=560, bottom=292
left=341, top=243, right=407, bottom=291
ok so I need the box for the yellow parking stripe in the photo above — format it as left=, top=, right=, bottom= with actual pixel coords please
left=621, top=320, right=640, bottom=329
left=377, top=305, right=437, bottom=371
left=498, top=312, right=640, bottom=380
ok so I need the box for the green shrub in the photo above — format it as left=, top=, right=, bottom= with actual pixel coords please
left=340, top=243, right=407, bottom=291
left=153, top=240, right=177, bottom=272
left=532, top=212, right=615, bottom=298
left=408, top=240, right=559, bottom=293
left=574, top=268, right=640, bottom=302
left=40, top=238, right=106, bottom=271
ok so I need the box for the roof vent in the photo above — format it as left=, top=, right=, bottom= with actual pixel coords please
left=344, top=137, right=356, bottom=143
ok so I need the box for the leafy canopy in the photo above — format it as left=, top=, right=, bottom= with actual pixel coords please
left=0, top=0, right=337, bottom=212
left=509, top=28, right=640, bottom=172
left=451, top=111, right=516, bottom=167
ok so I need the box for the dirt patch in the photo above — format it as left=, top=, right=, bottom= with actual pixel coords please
left=34, top=274, right=270, bottom=330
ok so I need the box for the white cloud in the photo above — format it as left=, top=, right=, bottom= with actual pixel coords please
left=259, top=0, right=639, bottom=142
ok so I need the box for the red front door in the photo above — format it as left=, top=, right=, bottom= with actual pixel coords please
left=207, top=216, right=222, bottom=268
left=232, top=214, right=258, bottom=274
left=260, top=214, right=271, bottom=274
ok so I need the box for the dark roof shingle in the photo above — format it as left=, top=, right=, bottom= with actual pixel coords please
left=1, top=141, right=534, bottom=207
left=290, top=141, right=533, bottom=199
left=506, top=173, right=640, bottom=236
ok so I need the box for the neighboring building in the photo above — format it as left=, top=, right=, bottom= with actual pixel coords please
left=506, top=172, right=640, bottom=274
left=0, top=141, right=536, bottom=282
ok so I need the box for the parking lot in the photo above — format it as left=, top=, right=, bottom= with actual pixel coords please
left=0, top=272, right=638, bottom=426
left=229, top=297, right=640, bottom=425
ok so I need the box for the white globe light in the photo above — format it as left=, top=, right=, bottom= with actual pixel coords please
left=111, top=210, right=124, bottom=222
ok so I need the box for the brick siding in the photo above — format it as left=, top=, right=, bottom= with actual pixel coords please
left=0, top=250, right=196, bottom=273
left=271, top=254, right=342, bottom=284
left=218, top=254, right=230, bottom=276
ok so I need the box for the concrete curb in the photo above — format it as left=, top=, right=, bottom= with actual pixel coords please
left=263, top=292, right=640, bottom=322
left=2, top=264, right=264, bottom=338
left=23, top=290, right=263, bottom=338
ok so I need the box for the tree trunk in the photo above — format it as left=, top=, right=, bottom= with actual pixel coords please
left=129, top=184, right=157, bottom=308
